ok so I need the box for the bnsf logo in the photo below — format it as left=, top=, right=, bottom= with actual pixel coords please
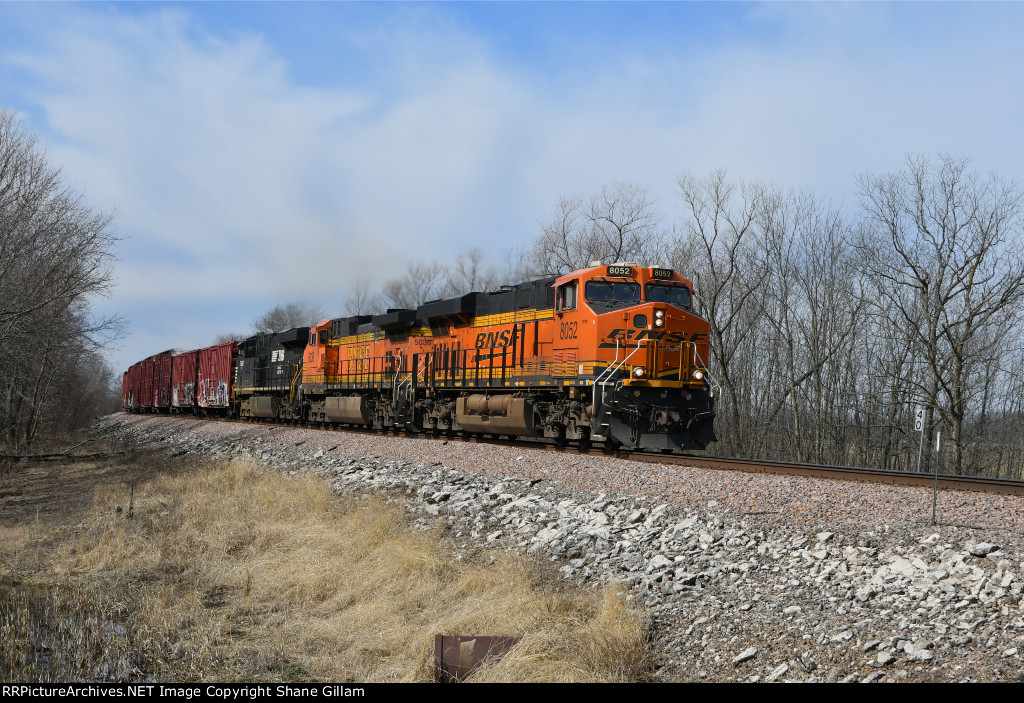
left=475, top=330, right=513, bottom=348
left=599, top=328, right=706, bottom=347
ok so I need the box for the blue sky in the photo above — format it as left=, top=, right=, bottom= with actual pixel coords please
left=2, top=2, right=1023, bottom=373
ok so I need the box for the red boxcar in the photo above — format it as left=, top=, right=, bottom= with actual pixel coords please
left=153, top=350, right=173, bottom=410
left=139, top=356, right=155, bottom=409
left=138, top=350, right=174, bottom=411
left=171, top=349, right=198, bottom=411
left=122, top=363, right=139, bottom=410
left=129, top=362, right=142, bottom=410
left=197, top=341, right=238, bottom=412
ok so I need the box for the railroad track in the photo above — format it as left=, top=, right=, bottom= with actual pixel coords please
left=622, top=452, right=1024, bottom=497
left=125, top=413, right=1024, bottom=497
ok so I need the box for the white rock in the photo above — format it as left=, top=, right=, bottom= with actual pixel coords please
left=649, top=504, right=669, bottom=519
left=647, top=555, right=673, bottom=572
left=855, top=586, right=878, bottom=602
left=967, top=542, right=1000, bottom=557
left=673, top=515, right=699, bottom=531
left=534, top=526, right=564, bottom=544
left=765, top=663, right=789, bottom=683
left=732, top=647, right=757, bottom=665
left=674, top=571, right=699, bottom=586
left=889, top=558, right=915, bottom=577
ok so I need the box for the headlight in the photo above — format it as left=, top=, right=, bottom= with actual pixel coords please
left=692, top=370, right=704, bottom=381
left=632, top=366, right=646, bottom=378
left=654, top=309, right=665, bottom=319
left=654, top=318, right=664, bottom=327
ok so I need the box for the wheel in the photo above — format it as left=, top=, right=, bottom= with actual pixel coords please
left=553, top=425, right=568, bottom=449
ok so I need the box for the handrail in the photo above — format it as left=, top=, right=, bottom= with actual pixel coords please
left=592, top=340, right=620, bottom=415
left=591, top=339, right=643, bottom=435
left=289, top=362, right=303, bottom=403
left=394, top=355, right=427, bottom=410
left=692, top=345, right=720, bottom=398
left=605, top=339, right=644, bottom=393
left=392, top=354, right=403, bottom=407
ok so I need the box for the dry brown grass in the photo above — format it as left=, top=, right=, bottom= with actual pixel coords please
left=2, top=458, right=652, bottom=682
left=0, top=580, right=142, bottom=682
left=0, top=525, right=33, bottom=563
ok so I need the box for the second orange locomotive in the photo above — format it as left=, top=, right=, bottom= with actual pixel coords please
left=226, top=262, right=715, bottom=452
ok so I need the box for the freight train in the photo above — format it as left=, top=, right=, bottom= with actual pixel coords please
left=122, top=263, right=716, bottom=452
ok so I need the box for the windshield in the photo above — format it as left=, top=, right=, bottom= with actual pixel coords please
left=585, top=280, right=641, bottom=311
left=645, top=283, right=692, bottom=309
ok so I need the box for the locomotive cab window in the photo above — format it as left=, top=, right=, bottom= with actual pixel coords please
left=557, top=281, right=578, bottom=312
left=309, top=333, right=316, bottom=346
left=645, top=283, right=692, bottom=310
left=584, top=280, right=641, bottom=311
left=319, top=330, right=328, bottom=345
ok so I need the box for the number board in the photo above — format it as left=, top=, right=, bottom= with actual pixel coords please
left=651, top=268, right=674, bottom=279
left=606, top=265, right=634, bottom=277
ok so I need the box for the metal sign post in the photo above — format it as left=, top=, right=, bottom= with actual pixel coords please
left=914, top=405, right=925, bottom=473
left=932, top=430, right=941, bottom=526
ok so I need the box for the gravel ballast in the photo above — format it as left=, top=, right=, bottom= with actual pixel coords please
left=96, top=414, right=1024, bottom=682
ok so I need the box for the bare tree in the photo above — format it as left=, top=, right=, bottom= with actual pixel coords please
left=378, top=260, right=446, bottom=310
left=672, top=171, right=867, bottom=463
left=531, top=183, right=665, bottom=274
left=761, top=188, right=865, bottom=463
left=0, top=109, right=122, bottom=449
left=0, top=111, right=119, bottom=344
left=673, top=170, right=771, bottom=454
left=343, top=248, right=535, bottom=319
left=251, top=301, right=326, bottom=334
left=212, top=332, right=243, bottom=345
left=497, top=245, right=545, bottom=282
left=442, top=247, right=499, bottom=296
left=342, top=277, right=378, bottom=317
left=856, top=154, right=1024, bottom=474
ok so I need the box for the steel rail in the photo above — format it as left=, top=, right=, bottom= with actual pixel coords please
left=619, top=452, right=1024, bottom=497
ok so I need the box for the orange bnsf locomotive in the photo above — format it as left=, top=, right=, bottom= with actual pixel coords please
left=125, top=263, right=716, bottom=452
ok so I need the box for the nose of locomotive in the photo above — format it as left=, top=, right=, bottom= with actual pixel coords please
left=620, top=303, right=709, bottom=389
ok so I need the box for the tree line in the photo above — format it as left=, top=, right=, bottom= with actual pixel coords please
left=0, top=110, right=121, bottom=451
